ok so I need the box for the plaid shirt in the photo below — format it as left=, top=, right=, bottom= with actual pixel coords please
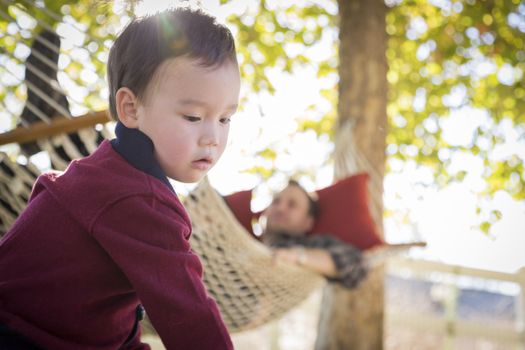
left=265, top=232, right=368, bottom=289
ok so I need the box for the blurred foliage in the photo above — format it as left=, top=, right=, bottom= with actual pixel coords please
left=0, top=0, right=132, bottom=118
left=223, top=0, right=525, bottom=229
left=227, top=0, right=332, bottom=94
left=385, top=0, right=525, bottom=200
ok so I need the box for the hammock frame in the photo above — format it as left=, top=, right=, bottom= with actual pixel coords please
left=0, top=111, right=111, bottom=147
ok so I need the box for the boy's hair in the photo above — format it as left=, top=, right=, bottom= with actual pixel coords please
left=107, top=7, right=237, bottom=120
left=287, top=180, right=320, bottom=219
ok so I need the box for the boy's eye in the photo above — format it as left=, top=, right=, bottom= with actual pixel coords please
left=184, top=115, right=201, bottom=122
left=220, top=117, right=231, bottom=125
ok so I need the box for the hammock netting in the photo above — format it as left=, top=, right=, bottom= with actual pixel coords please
left=183, top=178, right=324, bottom=332
left=0, top=153, right=39, bottom=231
left=0, top=126, right=109, bottom=231
left=182, top=178, right=420, bottom=333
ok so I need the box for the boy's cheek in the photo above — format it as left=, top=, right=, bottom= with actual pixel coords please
left=219, top=129, right=229, bottom=144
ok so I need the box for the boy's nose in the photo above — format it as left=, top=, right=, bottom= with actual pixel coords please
left=200, top=123, right=219, bottom=147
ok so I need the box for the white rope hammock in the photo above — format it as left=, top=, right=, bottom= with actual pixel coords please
left=0, top=153, right=38, bottom=233
left=0, top=0, right=109, bottom=135
left=35, top=126, right=112, bottom=170
left=0, top=4, right=112, bottom=167
left=182, top=177, right=324, bottom=332
left=176, top=177, right=423, bottom=333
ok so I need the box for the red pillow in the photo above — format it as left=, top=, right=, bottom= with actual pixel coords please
left=308, top=173, right=383, bottom=250
left=223, top=190, right=255, bottom=237
left=223, top=173, right=383, bottom=250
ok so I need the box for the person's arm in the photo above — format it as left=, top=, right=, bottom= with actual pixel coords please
left=273, top=236, right=367, bottom=289
left=323, top=241, right=368, bottom=288
left=92, top=195, right=233, bottom=350
left=273, top=247, right=338, bottom=277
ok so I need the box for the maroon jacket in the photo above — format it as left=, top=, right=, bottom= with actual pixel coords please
left=0, top=133, right=233, bottom=349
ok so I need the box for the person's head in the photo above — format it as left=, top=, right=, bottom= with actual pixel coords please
left=107, top=7, right=240, bottom=183
left=264, top=180, right=319, bottom=236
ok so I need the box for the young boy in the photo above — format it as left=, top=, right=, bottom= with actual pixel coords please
left=0, top=7, right=239, bottom=350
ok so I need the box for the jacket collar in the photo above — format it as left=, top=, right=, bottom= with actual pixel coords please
left=110, top=122, right=174, bottom=193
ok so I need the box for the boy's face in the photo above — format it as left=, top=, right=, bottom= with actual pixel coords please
left=135, top=57, right=240, bottom=183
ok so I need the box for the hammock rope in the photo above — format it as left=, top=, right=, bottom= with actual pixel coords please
left=36, top=126, right=112, bottom=170
left=177, top=176, right=423, bottom=333
left=0, top=5, right=112, bottom=169
left=0, top=0, right=110, bottom=139
left=182, top=177, right=324, bottom=332
left=334, top=120, right=384, bottom=226
left=0, top=153, right=39, bottom=232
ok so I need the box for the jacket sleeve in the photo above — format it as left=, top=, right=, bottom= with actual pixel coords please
left=91, top=194, right=233, bottom=350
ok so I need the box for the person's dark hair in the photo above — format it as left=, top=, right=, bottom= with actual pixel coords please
left=287, top=180, right=320, bottom=219
left=107, top=7, right=237, bottom=119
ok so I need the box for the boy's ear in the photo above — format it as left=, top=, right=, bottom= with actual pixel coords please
left=115, top=87, right=140, bottom=128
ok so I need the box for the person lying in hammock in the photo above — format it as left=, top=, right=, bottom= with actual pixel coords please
left=262, top=180, right=368, bottom=289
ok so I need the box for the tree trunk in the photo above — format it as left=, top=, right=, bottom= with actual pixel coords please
left=315, top=0, right=388, bottom=349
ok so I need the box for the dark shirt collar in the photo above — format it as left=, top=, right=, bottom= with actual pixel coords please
left=110, top=122, right=174, bottom=193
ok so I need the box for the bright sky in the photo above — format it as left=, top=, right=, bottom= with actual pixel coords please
left=1, top=0, right=523, bottom=275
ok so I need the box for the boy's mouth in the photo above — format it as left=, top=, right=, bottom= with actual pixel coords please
left=192, top=157, right=213, bottom=170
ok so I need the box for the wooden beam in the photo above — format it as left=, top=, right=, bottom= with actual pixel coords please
left=0, top=111, right=112, bottom=146
left=388, top=256, right=518, bottom=283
